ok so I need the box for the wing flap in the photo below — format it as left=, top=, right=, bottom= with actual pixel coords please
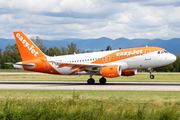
left=48, top=61, right=105, bottom=67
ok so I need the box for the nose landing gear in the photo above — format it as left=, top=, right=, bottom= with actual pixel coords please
left=150, top=74, right=155, bottom=79
left=149, top=67, right=155, bottom=79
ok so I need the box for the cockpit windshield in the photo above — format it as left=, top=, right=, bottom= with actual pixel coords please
left=158, top=51, right=168, bottom=54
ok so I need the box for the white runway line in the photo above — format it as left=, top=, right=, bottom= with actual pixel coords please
left=0, top=72, right=45, bottom=74
left=0, top=81, right=180, bottom=91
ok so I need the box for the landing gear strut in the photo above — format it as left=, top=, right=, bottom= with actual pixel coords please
left=99, top=77, right=106, bottom=84
left=87, top=72, right=95, bottom=84
left=148, top=67, right=155, bottom=79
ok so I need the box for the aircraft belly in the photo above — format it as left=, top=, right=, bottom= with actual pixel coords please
left=52, top=66, right=88, bottom=75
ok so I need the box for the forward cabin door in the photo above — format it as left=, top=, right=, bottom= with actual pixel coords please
left=145, top=49, right=151, bottom=60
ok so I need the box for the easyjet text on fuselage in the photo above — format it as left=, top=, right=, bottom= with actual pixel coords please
left=116, top=50, right=143, bottom=56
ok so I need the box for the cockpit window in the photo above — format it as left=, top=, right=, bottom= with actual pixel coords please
left=158, top=51, right=168, bottom=54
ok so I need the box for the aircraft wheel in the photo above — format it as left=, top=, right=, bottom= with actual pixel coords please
left=150, top=75, right=155, bottom=79
left=99, top=77, right=106, bottom=84
left=87, top=78, right=95, bottom=84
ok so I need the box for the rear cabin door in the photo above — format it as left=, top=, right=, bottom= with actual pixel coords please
left=44, top=62, right=50, bottom=70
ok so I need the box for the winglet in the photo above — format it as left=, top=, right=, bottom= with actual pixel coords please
left=13, top=31, right=46, bottom=61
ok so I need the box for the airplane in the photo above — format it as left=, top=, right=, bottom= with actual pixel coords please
left=6, top=31, right=177, bottom=84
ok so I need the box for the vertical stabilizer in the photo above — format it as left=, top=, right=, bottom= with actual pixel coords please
left=13, top=31, right=46, bottom=61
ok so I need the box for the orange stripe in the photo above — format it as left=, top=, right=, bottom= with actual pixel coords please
left=69, top=69, right=80, bottom=75
left=58, top=64, right=71, bottom=68
left=79, top=69, right=86, bottom=72
left=23, top=60, right=61, bottom=75
left=91, top=47, right=165, bottom=64
left=70, top=65, right=86, bottom=70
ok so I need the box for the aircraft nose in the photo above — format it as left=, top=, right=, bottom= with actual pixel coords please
left=168, top=54, right=177, bottom=63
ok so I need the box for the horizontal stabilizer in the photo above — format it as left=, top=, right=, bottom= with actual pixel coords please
left=5, top=62, right=35, bottom=69
left=5, top=63, right=35, bottom=66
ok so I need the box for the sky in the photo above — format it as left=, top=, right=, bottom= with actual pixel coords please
left=0, top=0, right=180, bottom=40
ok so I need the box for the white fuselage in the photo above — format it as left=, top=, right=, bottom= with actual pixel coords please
left=46, top=49, right=176, bottom=75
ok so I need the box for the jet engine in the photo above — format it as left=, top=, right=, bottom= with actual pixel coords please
left=100, top=65, right=121, bottom=78
left=121, top=69, right=137, bottom=76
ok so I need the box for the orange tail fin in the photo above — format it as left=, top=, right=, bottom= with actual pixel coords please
left=13, top=31, right=46, bottom=61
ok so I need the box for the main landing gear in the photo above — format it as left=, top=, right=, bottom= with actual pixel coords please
left=87, top=77, right=107, bottom=84
left=148, top=67, right=155, bottom=79
left=87, top=72, right=107, bottom=84
left=87, top=78, right=95, bottom=84
left=99, top=77, right=106, bottom=84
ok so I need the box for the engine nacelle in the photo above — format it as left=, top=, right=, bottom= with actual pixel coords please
left=121, top=69, right=137, bottom=76
left=100, top=65, right=121, bottom=78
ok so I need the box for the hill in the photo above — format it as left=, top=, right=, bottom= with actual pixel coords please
left=0, top=37, right=179, bottom=55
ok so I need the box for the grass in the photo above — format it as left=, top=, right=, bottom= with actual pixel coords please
left=1, top=90, right=180, bottom=119
left=0, top=69, right=31, bottom=72
left=1, top=90, right=180, bottom=102
left=0, top=72, right=180, bottom=82
left=0, top=71, right=180, bottom=119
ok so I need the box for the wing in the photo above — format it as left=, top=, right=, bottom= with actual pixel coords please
left=48, top=61, right=113, bottom=72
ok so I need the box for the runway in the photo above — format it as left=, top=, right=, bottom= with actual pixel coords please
left=1, top=81, right=180, bottom=91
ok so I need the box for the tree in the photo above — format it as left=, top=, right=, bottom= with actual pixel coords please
left=106, top=45, right=112, bottom=51
left=39, top=45, right=47, bottom=54
left=173, top=57, right=180, bottom=72
left=87, top=49, right=92, bottom=53
left=46, top=46, right=61, bottom=56
left=166, top=64, right=174, bottom=72
left=31, top=36, right=43, bottom=46
left=2, top=44, right=21, bottom=69
left=31, top=36, right=47, bottom=54
left=61, top=46, right=68, bottom=55
left=82, top=50, right=86, bottom=53
left=67, top=42, right=80, bottom=54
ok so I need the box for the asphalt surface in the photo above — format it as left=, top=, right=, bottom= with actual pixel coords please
left=0, top=72, right=180, bottom=91
left=1, top=81, right=180, bottom=91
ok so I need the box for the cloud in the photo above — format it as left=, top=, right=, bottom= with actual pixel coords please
left=0, top=0, right=180, bottom=40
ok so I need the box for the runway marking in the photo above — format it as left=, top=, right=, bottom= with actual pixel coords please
left=1, top=81, right=180, bottom=91
left=0, top=72, right=45, bottom=74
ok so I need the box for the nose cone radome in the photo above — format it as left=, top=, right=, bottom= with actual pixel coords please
left=168, top=54, right=177, bottom=63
